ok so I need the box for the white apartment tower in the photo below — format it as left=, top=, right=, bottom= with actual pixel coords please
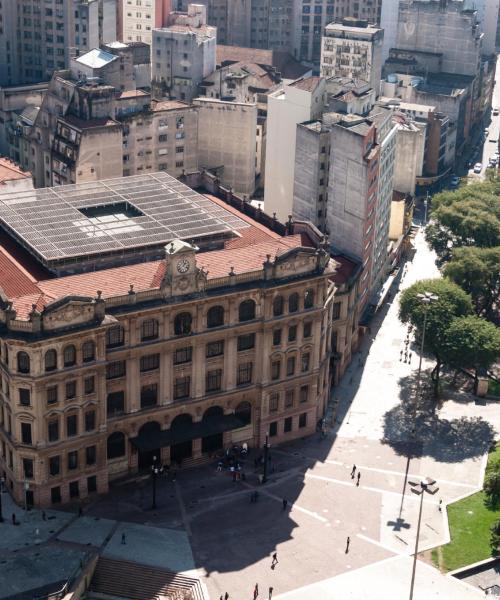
left=152, top=4, right=216, bottom=102
left=121, top=0, right=171, bottom=45
left=320, top=19, right=384, bottom=94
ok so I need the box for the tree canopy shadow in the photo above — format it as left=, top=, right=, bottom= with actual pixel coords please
left=381, top=371, right=496, bottom=462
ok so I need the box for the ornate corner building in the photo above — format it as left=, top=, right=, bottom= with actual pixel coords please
left=0, top=172, right=336, bottom=508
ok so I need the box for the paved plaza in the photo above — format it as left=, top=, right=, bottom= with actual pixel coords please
left=0, top=230, right=497, bottom=599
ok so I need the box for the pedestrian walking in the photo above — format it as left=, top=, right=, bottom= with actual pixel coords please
left=399, top=350, right=403, bottom=361
left=356, top=472, right=361, bottom=486
left=253, top=583, right=259, bottom=599
left=345, top=536, right=350, bottom=553
left=282, top=498, right=288, bottom=511
left=404, top=351, right=408, bottom=363
left=225, top=593, right=229, bottom=600
left=438, top=499, right=442, bottom=512
left=271, top=552, right=278, bottom=567
left=351, top=465, right=356, bottom=479
left=220, top=595, right=223, bottom=600
left=11, top=513, right=16, bottom=525
left=42, top=511, right=46, bottom=521
left=121, top=533, right=126, bottom=545
left=268, top=586, right=274, bottom=599
left=408, top=353, right=412, bottom=364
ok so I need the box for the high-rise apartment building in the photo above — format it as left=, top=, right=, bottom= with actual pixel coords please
left=320, top=19, right=384, bottom=93
left=0, top=0, right=117, bottom=86
left=152, top=4, right=217, bottom=102
left=0, top=172, right=334, bottom=508
left=121, top=0, right=171, bottom=45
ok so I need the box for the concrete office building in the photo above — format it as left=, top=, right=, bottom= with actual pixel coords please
left=395, top=0, right=482, bottom=77
left=265, top=77, right=326, bottom=222
left=121, top=0, right=171, bottom=45
left=152, top=4, right=217, bottom=102
left=320, top=19, right=384, bottom=93
left=0, top=172, right=335, bottom=508
left=194, top=98, right=258, bottom=196
left=392, top=115, right=426, bottom=196
left=0, top=0, right=117, bottom=86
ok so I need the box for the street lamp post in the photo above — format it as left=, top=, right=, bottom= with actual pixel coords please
left=408, top=477, right=439, bottom=600
left=262, top=434, right=270, bottom=484
left=151, top=456, right=160, bottom=510
left=414, top=292, right=439, bottom=412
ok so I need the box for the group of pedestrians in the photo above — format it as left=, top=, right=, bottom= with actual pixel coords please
left=399, top=325, right=414, bottom=364
left=351, top=464, right=361, bottom=486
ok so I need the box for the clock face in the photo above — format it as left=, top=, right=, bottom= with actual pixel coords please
left=176, top=258, right=190, bottom=273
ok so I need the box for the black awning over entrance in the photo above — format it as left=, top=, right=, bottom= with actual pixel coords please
left=130, top=414, right=248, bottom=452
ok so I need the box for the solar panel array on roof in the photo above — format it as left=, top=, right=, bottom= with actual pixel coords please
left=0, top=172, right=249, bottom=266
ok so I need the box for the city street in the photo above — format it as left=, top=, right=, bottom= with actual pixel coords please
left=0, top=229, right=496, bottom=600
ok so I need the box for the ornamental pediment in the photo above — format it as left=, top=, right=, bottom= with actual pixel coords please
left=272, top=248, right=325, bottom=279
left=42, top=296, right=95, bottom=331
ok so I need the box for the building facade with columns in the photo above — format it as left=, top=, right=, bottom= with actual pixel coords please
left=0, top=172, right=335, bottom=508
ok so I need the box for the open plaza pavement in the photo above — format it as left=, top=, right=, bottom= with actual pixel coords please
left=1, top=230, right=498, bottom=599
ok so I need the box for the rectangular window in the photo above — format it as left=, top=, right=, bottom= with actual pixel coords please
left=141, top=383, right=158, bottom=408
left=299, top=412, right=307, bottom=428
left=237, top=333, right=255, bottom=351
left=85, top=445, right=96, bottom=466
left=87, top=475, right=97, bottom=493
left=85, top=411, right=96, bottom=432
left=69, top=480, right=79, bottom=498
left=51, top=486, right=61, bottom=504
left=49, top=455, right=60, bottom=476
left=271, top=360, right=281, bottom=381
left=174, top=376, right=190, bottom=400
left=173, top=346, right=192, bottom=365
left=140, top=353, right=159, bottom=372
left=206, top=340, right=224, bottom=358
left=21, top=422, right=32, bottom=445
left=19, top=388, right=31, bottom=406
left=66, top=380, right=76, bottom=399
left=284, top=417, right=292, bottom=433
left=48, top=420, right=59, bottom=442
left=273, top=329, right=282, bottom=346
left=66, top=414, right=78, bottom=437
left=68, top=450, right=78, bottom=470
left=332, top=302, right=341, bottom=320
left=269, top=421, right=278, bottom=437
left=286, top=356, right=295, bottom=377
left=285, top=389, right=294, bottom=408
left=106, top=360, right=126, bottom=379
left=303, top=321, right=312, bottom=339
left=237, top=362, right=253, bottom=386
left=23, top=458, right=34, bottom=479
left=269, top=393, right=279, bottom=412
left=206, top=369, right=222, bottom=393
left=288, top=325, right=297, bottom=342
left=107, top=391, right=125, bottom=417
left=301, top=353, right=310, bottom=373
left=84, top=376, right=95, bottom=395
left=300, top=385, right=309, bottom=403
left=158, top=134, right=167, bottom=142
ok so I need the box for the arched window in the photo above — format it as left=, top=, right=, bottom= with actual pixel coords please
left=288, top=293, right=299, bottom=313
left=17, top=351, right=30, bottom=374
left=141, top=318, right=159, bottom=341
left=107, top=431, right=126, bottom=459
left=63, top=345, right=76, bottom=367
left=170, top=413, right=193, bottom=430
left=239, top=299, right=256, bottom=322
left=106, top=325, right=125, bottom=348
left=273, top=296, right=284, bottom=317
left=45, top=349, right=57, bottom=372
left=138, top=421, right=161, bottom=438
left=207, top=305, right=224, bottom=328
left=174, top=312, right=192, bottom=336
left=304, top=289, right=314, bottom=309
left=235, top=401, right=252, bottom=425
left=82, top=341, right=95, bottom=363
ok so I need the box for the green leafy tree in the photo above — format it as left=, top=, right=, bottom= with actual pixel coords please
left=426, top=182, right=500, bottom=265
left=444, top=247, right=500, bottom=324
left=485, top=474, right=500, bottom=510
left=442, top=316, right=500, bottom=391
left=491, top=520, right=500, bottom=555
left=399, top=279, right=473, bottom=395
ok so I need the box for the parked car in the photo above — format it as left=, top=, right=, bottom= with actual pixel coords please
left=450, top=176, right=460, bottom=187
left=489, top=157, right=497, bottom=167
left=474, top=162, right=483, bottom=173
left=490, top=137, right=498, bottom=143
left=493, top=107, right=499, bottom=116
left=484, top=127, right=490, bottom=135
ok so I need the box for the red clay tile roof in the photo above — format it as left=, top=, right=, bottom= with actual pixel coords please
left=289, top=76, right=323, bottom=93
left=0, top=158, right=31, bottom=184
left=216, top=46, right=309, bottom=80
left=3, top=193, right=305, bottom=319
